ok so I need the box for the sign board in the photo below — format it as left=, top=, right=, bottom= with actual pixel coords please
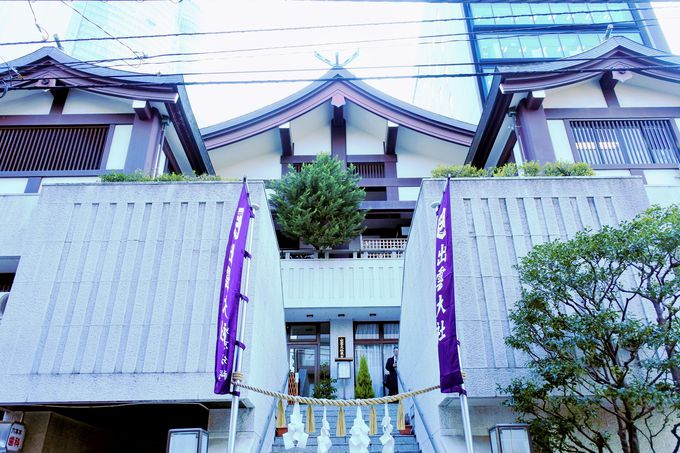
left=0, top=422, right=26, bottom=452
left=337, top=361, right=351, bottom=379
left=337, top=337, right=346, bottom=359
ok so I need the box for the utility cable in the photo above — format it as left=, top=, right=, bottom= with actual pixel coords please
left=60, top=1, right=146, bottom=67
left=26, top=0, right=50, bottom=42
left=0, top=3, right=671, bottom=49
left=3, top=16, right=662, bottom=75
left=6, top=53, right=678, bottom=84
left=3, top=63, right=680, bottom=88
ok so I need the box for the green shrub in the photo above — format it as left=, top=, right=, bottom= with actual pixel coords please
left=543, top=161, right=595, bottom=176
left=354, top=356, right=375, bottom=399
left=431, top=164, right=487, bottom=178
left=101, top=171, right=222, bottom=182
left=313, top=363, right=337, bottom=399
left=269, top=154, right=366, bottom=250
left=492, top=163, right=519, bottom=177
left=520, top=161, right=541, bottom=176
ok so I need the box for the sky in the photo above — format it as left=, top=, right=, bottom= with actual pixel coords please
left=0, top=1, right=679, bottom=127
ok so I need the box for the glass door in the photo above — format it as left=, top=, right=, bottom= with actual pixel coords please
left=289, top=345, right=318, bottom=397
left=286, top=323, right=330, bottom=397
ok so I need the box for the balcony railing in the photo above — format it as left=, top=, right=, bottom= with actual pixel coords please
left=281, top=239, right=407, bottom=260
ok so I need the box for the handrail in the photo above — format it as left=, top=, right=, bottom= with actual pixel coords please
left=254, top=375, right=289, bottom=453
left=398, top=374, right=442, bottom=453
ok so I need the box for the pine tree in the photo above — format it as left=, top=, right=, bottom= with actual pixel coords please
left=269, top=154, right=366, bottom=250
left=354, top=356, right=375, bottom=399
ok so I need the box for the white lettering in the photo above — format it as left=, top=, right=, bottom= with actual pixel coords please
left=436, top=207, right=447, bottom=240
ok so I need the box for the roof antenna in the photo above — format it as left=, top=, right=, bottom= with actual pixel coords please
left=604, top=24, right=614, bottom=40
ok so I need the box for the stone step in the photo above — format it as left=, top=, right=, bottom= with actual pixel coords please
left=273, top=436, right=418, bottom=446
left=271, top=447, right=421, bottom=453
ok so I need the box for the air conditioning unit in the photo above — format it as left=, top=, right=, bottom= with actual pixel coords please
left=0, top=292, right=9, bottom=321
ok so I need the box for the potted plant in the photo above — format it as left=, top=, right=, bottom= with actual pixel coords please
left=313, top=363, right=337, bottom=399
left=399, top=414, right=413, bottom=435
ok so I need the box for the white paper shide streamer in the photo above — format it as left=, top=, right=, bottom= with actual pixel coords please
left=283, top=402, right=309, bottom=450
left=349, top=406, right=370, bottom=453
left=380, top=403, right=395, bottom=453
left=317, top=407, right=332, bottom=453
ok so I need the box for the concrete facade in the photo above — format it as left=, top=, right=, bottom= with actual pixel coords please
left=399, top=177, right=652, bottom=452
left=0, top=182, right=288, bottom=452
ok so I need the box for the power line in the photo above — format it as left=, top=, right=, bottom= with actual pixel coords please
left=0, top=3, right=669, bottom=49
left=26, top=0, right=49, bottom=42
left=5, top=63, right=680, bottom=88
left=7, top=53, right=678, bottom=84
left=60, top=1, right=145, bottom=67
left=3, top=16, right=664, bottom=75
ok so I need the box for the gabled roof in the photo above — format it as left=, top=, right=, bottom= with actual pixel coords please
left=466, top=37, right=680, bottom=167
left=201, top=68, right=476, bottom=149
left=1, top=47, right=213, bottom=174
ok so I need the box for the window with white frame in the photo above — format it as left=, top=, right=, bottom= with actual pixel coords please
left=570, top=119, right=680, bottom=166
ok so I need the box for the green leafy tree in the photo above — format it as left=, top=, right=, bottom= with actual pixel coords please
left=355, top=356, right=375, bottom=399
left=269, top=154, right=366, bottom=250
left=313, top=363, right=337, bottom=399
left=503, top=205, right=680, bottom=453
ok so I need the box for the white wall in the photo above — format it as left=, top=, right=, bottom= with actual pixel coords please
left=615, top=82, right=680, bottom=108
left=105, top=124, right=133, bottom=170
left=62, top=89, right=134, bottom=114
left=291, top=104, right=331, bottom=156
left=210, top=130, right=281, bottom=180
left=400, top=177, right=651, bottom=453
left=546, top=120, right=576, bottom=162
left=0, top=90, right=52, bottom=115
left=280, top=258, right=403, bottom=310
left=346, top=123, right=384, bottom=155
left=330, top=319, right=355, bottom=399
left=0, top=178, right=28, bottom=194
left=543, top=79, right=608, bottom=109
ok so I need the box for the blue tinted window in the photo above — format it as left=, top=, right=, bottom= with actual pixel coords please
left=478, top=37, right=503, bottom=59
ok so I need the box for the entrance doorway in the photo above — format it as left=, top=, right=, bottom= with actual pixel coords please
left=286, top=323, right=330, bottom=397
left=354, top=322, right=399, bottom=397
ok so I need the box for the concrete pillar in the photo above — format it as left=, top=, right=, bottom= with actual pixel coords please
left=330, top=318, right=355, bottom=399
left=207, top=407, right=259, bottom=453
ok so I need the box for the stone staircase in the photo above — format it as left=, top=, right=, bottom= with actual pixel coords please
left=271, top=403, right=421, bottom=453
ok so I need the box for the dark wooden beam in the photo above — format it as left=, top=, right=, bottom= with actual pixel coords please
left=359, top=177, right=421, bottom=188
left=331, top=94, right=347, bottom=162
left=385, top=121, right=398, bottom=155
left=133, top=100, right=153, bottom=121
left=544, top=107, right=680, bottom=119
left=525, top=90, right=545, bottom=111
left=361, top=200, right=415, bottom=211
left=599, top=72, right=620, bottom=108
left=49, top=88, right=68, bottom=115
left=279, top=123, right=293, bottom=157
left=0, top=114, right=135, bottom=126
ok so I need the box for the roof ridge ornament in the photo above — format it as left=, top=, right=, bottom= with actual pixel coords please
left=314, top=50, right=360, bottom=69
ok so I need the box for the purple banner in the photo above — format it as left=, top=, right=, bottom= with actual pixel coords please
left=435, top=179, right=465, bottom=394
left=214, top=183, right=253, bottom=395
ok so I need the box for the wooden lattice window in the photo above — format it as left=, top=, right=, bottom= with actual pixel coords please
left=0, top=125, right=109, bottom=172
left=570, top=119, right=680, bottom=166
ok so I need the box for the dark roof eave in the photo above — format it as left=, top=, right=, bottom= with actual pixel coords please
left=201, top=69, right=475, bottom=149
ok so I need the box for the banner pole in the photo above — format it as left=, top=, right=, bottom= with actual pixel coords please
left=457, top=342, right=474, bottom=453
left=227, top=187, right=257, bottom=453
